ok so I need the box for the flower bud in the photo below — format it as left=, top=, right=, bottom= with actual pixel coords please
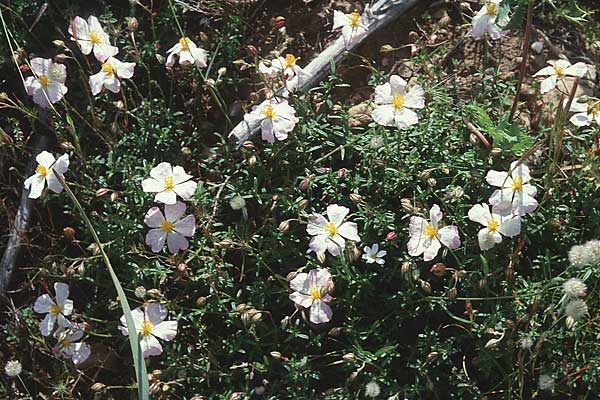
left=286, top=270, right=298, bottom=281
left=427, top=177, right=437, bottom=187
left=566, top=316, right=575, bottom=329
left=63, top=226, right=76, bottom=241
left=147, top=289, right=162, bottom=298
left=217, top=67, right=227, bottom=78
left=478, top=278, right=487, bottom=290
left=270, top=351, right=282, bottom=360
left=278, top=219, right=291, bottom=233
left=426, top=351, right=439, bottom=364
left=96, top=188, right=111, bottom=197
left=195, top=296, right=207, bottom=307
left=419, top=279, right=432, bottom=294
left=298, top=199, right=309, bottom=211
left=342, top=353, right=357, bottom=362
left=127, top=17, right=139, bottom=31
left=430, top=263, right=446, bottom=277
left=60, top=141, right=75, bottom=150
left=271, top=16, right=286, bottom=29
left=177, top=262, right=188, bottom=273
left=469, top=133, right=480, bottom=146
left=235, top=303, right=250, bottom=313
left=217, top=239, right=234, bottom=248
left=91, top=383, right=106, bottom=392
left=52, top=39, right=65, bottom=48
left=110, top=192, right=119, bottom=202
left=447, top=287, right=457, bottom=299
left=349, top=193, right=362, bottom=204
left=385, top=231, right=397, bottom=241
left=299, top=176, right=312, bottom=191
left=491, top=148, right=502, bottom=157
left=246, top=45, right=257, bottom=57
left=401, top=261, right=412, bottom=275
left=337, top=168, right=346, bottom=179
left=317, top=252, right=326, bottom=264
left=252, top=312, right=262, bottom=322
left=54, top=54, right=68, bottom=63
left=242, top=140, right=255, bottom=149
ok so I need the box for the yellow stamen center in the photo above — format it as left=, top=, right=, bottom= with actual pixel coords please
left=589, top=102, right=600, bottom=116
left=140, top=320, right=153, bottom=336
left=348, top=11, right=361, bottom=27
left=324, top=222, right=338, bottom=237
left=160, top=220, right=175, bottom=233
left=309, top=286, right=322, bottom=300
left=511, top=176, right=523, bottom=191
left=179, top=37, right=190, bottom=51
left=423, top=223, right=438, bottom=239
left=284, top=54, right=297, bottom=68
left=488, top=218, right=499, bottom=232
left=554, top=66, right=565, bottom=78
left=61, top=338, right=71, bottom=348
left=36, top=164, right=49, bottom=177
left=261, top=104, right=276, bottom=120
left=49, top=304, right=62, bottom=315
left=101, top=62, right=114, bottom=75
left=89, top=31, right=102, bottom=45
left=164, top=176, right=175, bottom=190
left=38, top=75, right=50, bottom=87
left=392, top=94, right=405, bottom=110
left=485, top=2, right=498, bottom=16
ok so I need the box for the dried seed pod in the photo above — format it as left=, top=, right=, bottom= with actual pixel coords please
left=63, top=227, right=76, bottom=241
left=430, top=263, right=446, bottom=277
left=419, top=279, right=432, bottom=294
left=278, top=219, right=290, bottom=233
left=349, top=193, right=362, bottom=204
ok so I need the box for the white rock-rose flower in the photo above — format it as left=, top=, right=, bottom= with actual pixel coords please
left=372, top=75, right=425, bottom=130
left=141, top=162, right=197, bottom=204
left=68, top=15, right=119, bottom=62
left=24, top=58, right=68, bottom=108
left=119, top=303, right=178, bottom=357
left=289, top=268, right=334, bottom=324
left=307, top=204, right=360, bottom=257
left=24, top=151, right=69, bottom=199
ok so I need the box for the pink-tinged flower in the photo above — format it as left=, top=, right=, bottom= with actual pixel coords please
left=89, top=57, right=135, bottom=95
left=141, top=162, right=197, bottom=204
left=144, top=202, right=196, bottom=254
left=485, top=161, right=537, bottom=216
left=569, top=97, right=600, bottom=127
left=332, top=10, right=368, bottom=49
left=407, top=204, right=460, bottom=261
left=52, top=323, right=91, bottom=365
left=533, top=59, right=588, bottom=94
left=24, top=58, right=68, bottom=108
left=469, top=0, right=503, bottom=40
left=307, top=204, right=361, bottom=257
left=468, top=203, right=521, bottom=251
left=68, top=16, right=118, bottom=62
left=231, top=98, right=299, bottom=143
left=166, top=37, right=208, bottom=68
left=258, top=54, right=311, bottom=91
left=289, top=268, right=333, bottom=324
left=33, top=282, right=73, bottom=336
left=372, top=75, right=425, bottom=130
left=24, top=151, right=69, bottom=199
left=119, top=303, right=178, bottom=358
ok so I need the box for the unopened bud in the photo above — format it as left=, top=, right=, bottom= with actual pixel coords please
left=298, top=199, right=309, bottom=211
left=286, top=270, right=298, bottom=281
left=469, top=133, right=480, bottom=146
left=63, top=226, right=76, bottom=241
left=177, top=262, right=188, bottom=273
left=146, top=289, right=162, bottom=298
left=134, top=286, right=146, bottom=299
left=478, top=278, right=487, bottom=290
left=242, top=140, right=255, bottom=149
left=386, top=231, right=397, bottom=241
left=217, top=67, right=227, bottom=77
left=427, top=177, right=437, bottom=187
left=195, top=296, right=207, bottom=307
left=59, top=141, right=75, bottom=150
left=110, top=192, right=119, bottom=202
left=52, top=39, right=65, bottom=48
left=337, top=168, right=346, bottom=179
left=96, top=188, right=111, bottom=197
left=91, top=383, right=106, bottom=392
left=54, top=54, right=68, bottom=63
left=566, top=316, right=575, bottom=329
left=447, top=287, right=457, bottom=299
left=278, top=219, right=291, bottom=233
left=217, top=239, right=234, bottom=248
left=299, top=176, right=312, bottom=191
left=270, top=351, right=282, bottom=360
left=342, top=353, right=357, bottom=362
left=317, top=252, right=326, bottom=264
left=426, top=351, right=439, bottom=364
left=349, top=193, right=362, bottom=204
left=127, top=17, right=139, bottom=31
left=491, top=148, right=502, bottom=157
left=246, top=45, right=257, bottom=57
left=271, top=16, right=286, bottom=29
left=419, top=279, right=432, bottom=294
left=430, top=263, right=446, bottom=277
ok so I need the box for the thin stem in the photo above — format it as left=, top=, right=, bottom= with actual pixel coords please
left=508, top=0, right=534, bottom=122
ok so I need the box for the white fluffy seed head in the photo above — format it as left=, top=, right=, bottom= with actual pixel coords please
left=4, top=360, right=22, bottom=377
left=565, top=299, right=589, bottom=321
left=568, top=244, right=589, bottom=267
left=583, top=239, right=600, bottom=265
left=519, top=337, right=534, bottom=350
left=365, top=381, right=381, bottom=398
left=563, top=278, right=587, bottom=298
left=538, top=374, right=555, bottom=390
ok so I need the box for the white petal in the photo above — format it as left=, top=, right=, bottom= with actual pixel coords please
left=146, top=229, right=167, bottom=252
left=372, top=104, right=396, bottom=126
left=173, top=215, right=196, bottom=237
left=145, top=303, right=168, bottom=325
left=498, top=216, right=521, bottom=237
left=34, top=294, right=55, bottom=313
left=485, top=170, right=511, bottom=188
left=309, top=235, right=328, bottom=256
left=290, top=292, right=313, bottom=308
left=290, top=272, right=310, bottom=293
left=438, top=225, right=461, bottom=249
left=468, top=203, right=493, bottom=227
left=54, top=282, right=70, bottom=306
left=140, top=334, right=163, bottom=357
left=540, top=75, right=557, bottom=94
left=394, top=107, right=419, bottom=129
left=309, top=301, right=332, bottom=324
left=155, top=190, right=177, bottom=205
left=141, top=177, right=164, bottom=193
left=164, top=201, right=186, bottom=222
left=422, top=238, right=441, bottom=261
left=39, top=313, right=57, bottom=336
left=26, top=175, right=46, bottom=199
left=307, top=214, right=328, bottom=236
left=152, top=320, right=178, bottom=341
left=166, top=232, right=189, bottom=254
left=404, top=85, right=425, bottom=109
left=337, top=222, right=360, bottom=242
left=144, top=207, right=165, bottom=228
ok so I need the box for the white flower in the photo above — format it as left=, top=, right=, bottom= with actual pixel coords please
left=563, top=278, right=587, bottom=298
left=332, top=10, right=368, bottom=49
left=531, top=41, right=544, bottom=54
left=33, top=282, right=74, bottom=336
left=538, top=374, right=555, bottom=391
left=584, top=239, right=600, bottom=265
left=307, top=204, right=361, bottom=257
left=365, top=381, right=381, bottom=398
left=407, top=204, right=461, bottom=261
left=4, top=360, right=22, bottom=377
left=468, top=203, right=521, bottom=251
left=533, top=59, right=588, bottom=94
left=244, top=99, right=299, bottom=143
left=289, top=268, right=333, bottom=324
left=258, top=54, right=311, bottom=91
left=68, top=16, right=119, bottom=62
left=165, top=37, right=208, bottom=68
left=568, top=97, right=600, bottom=127
left=568, top=240, right=600, bottom=267
left=565, top=299, right=588, bottom=322
left=485, top=161, right=537, bottom=216
left=24, top=58, right=68, bottom=108
left=371, top=75, right=425, bottom=130
left=144, top=202, right=196, bottom=254
left=119, top=303, right=178, bottom=358
left=24, top=151, right=69, bottom=199
left=52, top=323, right=91, bottom=365
left=362, top=244, right=387, bottom=265
left=469, top=0, right=503, bottom=40
left=141, top=162, right=197, bottom=204
left=519, top=337, right=534, bottom=350
left=89, top=57, right=135, bottom=95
